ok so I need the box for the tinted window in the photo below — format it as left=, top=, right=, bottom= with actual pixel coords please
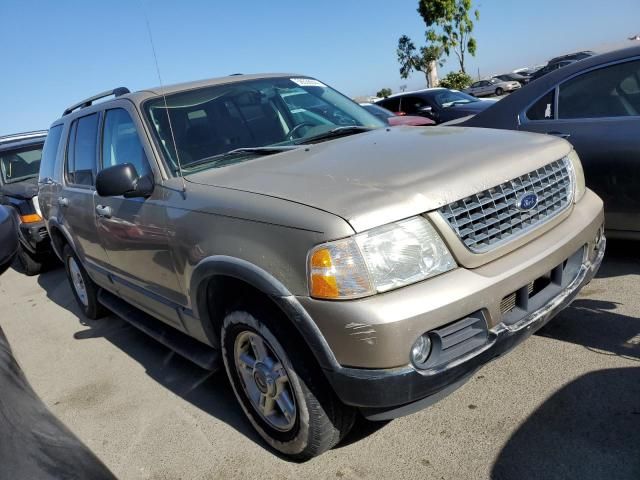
left=67, top=113, right=99, bottom=186
left=39, top=125, right=63, bottom=182
left=102, top=109, right=151, bottom=177
left=526, top=90, right=556, bottom=120
left=1, top=144, right=43, bottom=183
left=401, top=96, right=426, bottom=114
left=362, top=104, right=394, bottom=119
left=558, top=60, right=640, bottom=119
left=378, top=97, right=400, bottom=112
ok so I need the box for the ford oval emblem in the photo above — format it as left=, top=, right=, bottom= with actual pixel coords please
left=517, top=193, right=539, bottom=211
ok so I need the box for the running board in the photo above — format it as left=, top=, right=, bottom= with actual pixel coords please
left=98, top=290, right=219, bottom=371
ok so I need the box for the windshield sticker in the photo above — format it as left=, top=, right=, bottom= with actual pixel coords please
left=544, top=103, right=552, bottom=118
left=290, top=78, right=326, bottom=88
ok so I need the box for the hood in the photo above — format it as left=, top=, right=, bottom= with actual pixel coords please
left=187, top=126, right=571, bottom=232
left=1, top=177, right=38, bottom=200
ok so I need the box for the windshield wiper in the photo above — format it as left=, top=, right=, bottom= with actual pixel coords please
left=184, top=146, right=300, bottom=169
left=295, top=126, right=373, bottom=144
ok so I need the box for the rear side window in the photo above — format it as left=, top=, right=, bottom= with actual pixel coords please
left=526, top=90, right=556, bottom=120
left=66, top=113, right=99, bottom=186
left=39, top=125, right=63, bottom=182
left=101, top=108, right=151, bottom=177
left=558, top=60, right=640, bottom=119
left=378, top=97, right=400, bottom=112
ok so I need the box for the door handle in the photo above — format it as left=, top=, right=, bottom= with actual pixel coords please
left=548, top=131, right=571, bottom=139
left=57, top=197, right=69, bottom=207
left=95, top=205, right=112, bottom=218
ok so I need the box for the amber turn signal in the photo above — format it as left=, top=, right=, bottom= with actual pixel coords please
left=20, top=213, right=43, bottom=224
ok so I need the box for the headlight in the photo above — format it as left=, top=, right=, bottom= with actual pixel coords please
left=309, top=216, right=456, bottom=299
left=566, top=150, right=586, bottom=202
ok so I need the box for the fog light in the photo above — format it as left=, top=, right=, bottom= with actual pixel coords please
left=411, top=334, right=432, bottom=366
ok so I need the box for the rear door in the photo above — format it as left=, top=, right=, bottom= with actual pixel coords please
left=60, top=112, right=110, bottom=276
left=520, top=58, right=640, bottom=233
left=95, top=102, right=184, bottom=328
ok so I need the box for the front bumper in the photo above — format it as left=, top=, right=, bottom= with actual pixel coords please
left=324, top=236, right=605, bottom=419
left=18, top=220, right=51, bottom=255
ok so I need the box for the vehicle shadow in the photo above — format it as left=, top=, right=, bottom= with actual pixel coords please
left=36, top=268, right=391, bottom=460
left=491, top=367, right=640, bottom=480
left=36, top=268, right=267, bottom=452
left=594, top=239, right=640, bottom=279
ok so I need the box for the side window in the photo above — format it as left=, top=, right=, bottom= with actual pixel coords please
left=102, top=109, right=151, bottom=177
left=66, top=113, right=99, bottom=186
left=379, top=97, right=400, bottom=112
left=39, top=125, right=64, bottom=181
left=526, top=89, right=556, bottom=120
left=401, top=96, right=425, bottom=114
left=558, top=60, right=640, bottom=119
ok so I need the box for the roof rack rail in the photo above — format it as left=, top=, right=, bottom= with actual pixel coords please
left=62, top=87, right=130, bottom=116
left=0, top=130, right=48, bottom=144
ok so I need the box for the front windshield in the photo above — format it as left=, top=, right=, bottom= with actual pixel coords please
left=0, top=145, right=43, bottom=184
left=433, top=90, right=479, bottom=108
left=144, top=77, right=385, bottom=173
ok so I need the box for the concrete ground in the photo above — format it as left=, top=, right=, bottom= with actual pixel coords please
left=1, top=241, right=639, bottom=480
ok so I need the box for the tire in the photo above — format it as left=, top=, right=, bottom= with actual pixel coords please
left=221, top=310, right=355, bottom=460
left=495, top=87, right=504, bottom=96
left=62, top=245, right=105, bottom=320
left=16, top=246, right=43, bottom=276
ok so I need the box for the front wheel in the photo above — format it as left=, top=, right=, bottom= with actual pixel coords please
left=15, top=247, right=43, bottom=276
left=221, top=310, right=354, bottom=460
left=495, top=87, right=504, bottom=96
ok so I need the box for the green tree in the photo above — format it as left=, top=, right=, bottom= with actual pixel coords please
left=418, top=0, right=480, bottom=74
left=376, top=88, right=393, bottom=98
left=397, top=35, right=444, bottom=87
left=438, top=71, right=473, bottom=90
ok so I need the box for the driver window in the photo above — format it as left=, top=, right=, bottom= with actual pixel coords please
left=102, top=109, right=151, bottom=177
left=558, top=60, right=640, bottom=119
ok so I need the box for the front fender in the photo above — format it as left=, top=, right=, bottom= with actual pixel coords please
left=190, top=255, right=341, bottom=371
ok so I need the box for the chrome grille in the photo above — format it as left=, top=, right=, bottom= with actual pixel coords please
left=439, top=159, right=572, bottom=253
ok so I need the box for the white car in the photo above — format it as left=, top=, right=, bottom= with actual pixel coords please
left=463, top=78, right=521, bottom=97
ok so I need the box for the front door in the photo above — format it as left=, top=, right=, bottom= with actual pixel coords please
left=95, top=104, right=185, bottom=328
left=520, top=58, right=640, bottom=234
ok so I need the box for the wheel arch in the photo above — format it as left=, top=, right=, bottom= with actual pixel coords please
left=46, top=220, right=76, bottom=261
left=190, top=256, right=341, bottom=372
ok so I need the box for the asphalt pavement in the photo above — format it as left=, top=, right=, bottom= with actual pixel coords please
left=1, top=240, right=638, bottom=480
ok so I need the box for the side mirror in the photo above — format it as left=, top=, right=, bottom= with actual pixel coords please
left=96, top=164, right=153, bottom=198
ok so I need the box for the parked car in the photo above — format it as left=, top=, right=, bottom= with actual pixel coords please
left=39, top=74, right=604, bottom=460
left=548, top=50, right=595, bottom=65
left=529, top=60, right=575, bottom=82
left=464, top=78, right=521, bottom=97
left=460, top=46, right=640, bottom=238
left=493, top=72, right=529, bottom=86
left=375, top=88, right=496, bottom=124
left=0, top=131, right=54, bottom=275
left=359, top=103, right=434, bottom=126
left=0, top=205, right=18, bottom=275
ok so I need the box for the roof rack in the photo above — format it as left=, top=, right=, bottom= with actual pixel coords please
left=0, top=130, right=48, bottom=144
left=62, top=87, right=130, bottom=116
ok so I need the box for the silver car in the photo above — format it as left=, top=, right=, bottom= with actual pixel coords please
left=38, top=74, right=604, bottom=460
left=464, top=78, right=521, bottom=97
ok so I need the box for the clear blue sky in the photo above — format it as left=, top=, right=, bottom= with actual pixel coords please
left=1, top=0, right=639, bottom=135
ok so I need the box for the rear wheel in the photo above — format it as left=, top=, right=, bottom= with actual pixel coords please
left=221, top=310, right=354, bottom=460
left=15, top=247, right=43, bottom=276
left=495, top=87, right=504, bottom=96
left=63, top=245, right=105, bottom=320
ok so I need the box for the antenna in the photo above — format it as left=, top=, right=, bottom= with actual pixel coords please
left=140, top=1, right=187, bottom=194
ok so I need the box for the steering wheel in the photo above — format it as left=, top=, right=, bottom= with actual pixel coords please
left=286, top=122, right=315, bottom=140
